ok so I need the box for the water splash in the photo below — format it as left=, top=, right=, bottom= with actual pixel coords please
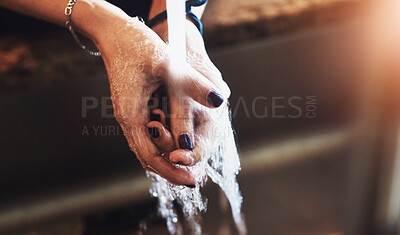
left=148, top=173, right=206, bottom=235
left=148, top=105, right=246, bottom=235
left=206, top=109, right=247, bottom=235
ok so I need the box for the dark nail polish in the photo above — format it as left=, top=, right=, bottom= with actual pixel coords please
left=207, top=91, right=224, bottom=107
left=185, top=184, right=196, bottom=188
left=179, top=134, right=193, bottom=150
left=150, top=113, right=161, bottom=122
left=147, top=127, right=159, bottom=138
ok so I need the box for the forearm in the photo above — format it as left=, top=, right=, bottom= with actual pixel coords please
left=0, top=0, right=130, bottom=42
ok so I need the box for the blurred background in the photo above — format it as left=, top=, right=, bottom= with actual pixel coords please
left=0, top=0, right=399, bottom=234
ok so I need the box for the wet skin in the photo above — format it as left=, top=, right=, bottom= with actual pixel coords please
left=98, top=17, right=230, bottom=186
left=0, top=0, right=230, bottom=186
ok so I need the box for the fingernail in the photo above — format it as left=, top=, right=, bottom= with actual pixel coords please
left=185, top=184, right=195, bottom=188
left=207, top=91, right=224, bottom=107
left=150, top=113, right=161, bottom=122
left=147, top=127, right=159, bottom=138
left=179, top=134, right=193, bottom=150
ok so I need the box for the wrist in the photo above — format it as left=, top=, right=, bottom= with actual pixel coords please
left=71, top=0, right=130, bottom=44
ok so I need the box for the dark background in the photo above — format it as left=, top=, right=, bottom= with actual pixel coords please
left=0, top=1, right=151, bottom=34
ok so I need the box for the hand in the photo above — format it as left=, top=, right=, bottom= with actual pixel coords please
left=0, top=0, right=225, bottom=186
left=93, top=14, right=227, bottom=186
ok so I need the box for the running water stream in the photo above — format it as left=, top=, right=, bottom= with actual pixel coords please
left=146, top=0, right=247, bottom=234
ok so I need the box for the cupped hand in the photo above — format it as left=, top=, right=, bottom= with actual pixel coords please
left=95, top=16, right=227, bottom=186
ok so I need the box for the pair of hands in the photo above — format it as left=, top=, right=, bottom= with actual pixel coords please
left=96, top=15, right=230, bottom=186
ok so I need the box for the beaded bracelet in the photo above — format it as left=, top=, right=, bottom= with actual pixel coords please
left=65, top=0, right=101, bottom=56
left=147, top=0, right=208, bottom=35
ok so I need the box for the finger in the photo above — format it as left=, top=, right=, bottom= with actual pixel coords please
left=184, top=34, right=231, bottom=100
left=206, top=70, right=231, bottom=100
left=150, top=109, right=167, bottom=126
left=129, top=127, right=196, bottom=186
left=184, top=66, right=226, bottom=108
left=148, top=117, right=197, bottom=167
left=169, top=149, right=195, bottom=166
left=167, top=65, right=226, bottom=108
left=147, top=121, right=175, bottom=152
left=145, top=155, right=196, bottom=187
left=190, top=59, right=231, bottom=100
left=155, top=60, right=226, bottom=108
left=168, top=94, right=195, bottom=151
